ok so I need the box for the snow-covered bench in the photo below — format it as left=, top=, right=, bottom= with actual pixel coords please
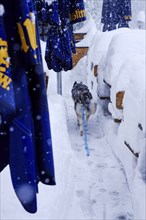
left=105, top=30, right=145, bottom=122
left=73, top=17, right=97, bottom=68
left=86, top=28, right=131, bottom=99
left=87, top=28, right=145, bottom=156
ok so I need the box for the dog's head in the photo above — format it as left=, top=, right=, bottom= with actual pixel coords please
left=72, top=81, right=82, bottom=90
left=71, top=81, right=92, bottom=105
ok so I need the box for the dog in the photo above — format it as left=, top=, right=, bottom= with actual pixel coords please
left=71, top=81, right=97, bottom=136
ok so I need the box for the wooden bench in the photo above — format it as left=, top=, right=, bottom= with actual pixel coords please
left=72, top=47, right=89, bottom=68
left=72, top=33, right=89, bottom=67
left=74, top=33, right=87, bottom=43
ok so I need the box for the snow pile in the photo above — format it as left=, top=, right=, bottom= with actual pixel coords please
left=87, top=28, right=131, bottom=97
left=106, top=30, right=145, bottom=119
left=136, top=11, right=145, bottom=29
left=107, top=36, right=145, bottom=219
left=86, top=27, right=146, bottom=220
left=76, top=17, right=97, bottom=47
left=136, top=11, right=145, bottom=23
left=104, top=30, right=145, bottom=86
left=113, top=56, right=145, bottom=151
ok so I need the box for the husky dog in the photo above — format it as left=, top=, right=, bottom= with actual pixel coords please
left=71, top=81, right=97, bottom=136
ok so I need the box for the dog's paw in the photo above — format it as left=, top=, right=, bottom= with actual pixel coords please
left=80, top=131, right=83, bottom=136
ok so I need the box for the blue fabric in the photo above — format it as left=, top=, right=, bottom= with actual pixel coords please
left=44, top=0, right=86, bottom=72
left=35, top=0, right=49, bottom=41
left=46, top=0, right=60, bottom=25
left=0, top=13, right=16, bottom=130
left=0, top=0, right=56, bottom=213
left=0, top=130, right=9, bottom=171
left=45, top=0, right=72, bottom=72
left=118, top=0, right=132, bottom=20
left=69, top=0, right=86, bottom=24
left=45, top=25, right=72, bottom=72
left=35, top=0, right=48, bottom=23
left=101, top=0, right=132, bottom=32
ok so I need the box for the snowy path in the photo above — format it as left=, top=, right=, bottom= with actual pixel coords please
left=62, top=63, right=133, bottom=220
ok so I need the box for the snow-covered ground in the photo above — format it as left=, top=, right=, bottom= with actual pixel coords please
left=1, top=24, right=146, bottom=220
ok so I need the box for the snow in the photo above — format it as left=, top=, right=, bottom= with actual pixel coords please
left=0, top=4, right=4, bottom=16
left=1, top=19, right=146, bottom=220
left=44, top=0, right=56, bottom=6
left=104, top=30, right=145, bottom=86
left=87, top=28, right=131, bottom=98
left=136, top=11, right=145, bottom=23
left=136, top=11, right=145, bottom=29
left=40, top=40, right=49, bottom=76
left=87, top=27, right=146, bottom=219
left=75, top=17, right=97, bottom=47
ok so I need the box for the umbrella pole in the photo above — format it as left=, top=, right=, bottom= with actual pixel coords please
left=57, top=71, right=62, bottom=95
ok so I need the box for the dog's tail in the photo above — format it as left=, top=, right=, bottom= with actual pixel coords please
left=89, top=101, right=97, bottom=115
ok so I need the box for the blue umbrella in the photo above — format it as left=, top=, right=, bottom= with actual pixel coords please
left=101, top=0, right=132, bottom=32
left=0, top=0, right=56, bottom=213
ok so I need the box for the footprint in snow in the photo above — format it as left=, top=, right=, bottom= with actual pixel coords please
left=76, top=190, right=85, bottom=197
left=98, top=188, right=107, bottom=193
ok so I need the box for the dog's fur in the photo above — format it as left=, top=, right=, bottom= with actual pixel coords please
left=71, top=82, right=97, bottom=136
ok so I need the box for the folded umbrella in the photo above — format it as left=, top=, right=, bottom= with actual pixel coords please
left=101, top=0, right=119, bottom=31
left=45, top=0, right=86, bottom=72
left=101, top=0, right=132, bottom=32
left=118, top=0, right=132, bottom=28
left=69, top=0, right=86, bottom=24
